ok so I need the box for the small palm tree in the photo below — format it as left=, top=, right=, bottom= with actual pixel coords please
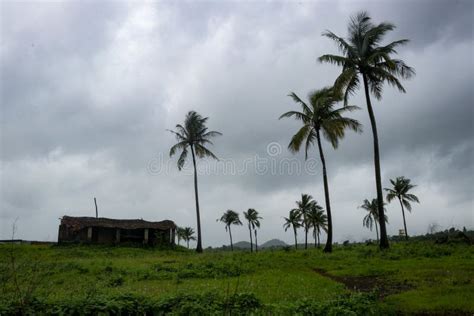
left=319, top=11, right=415, bottom=249
left=280, top=87, right=361, bottom=252
left=385, top=177, right=419, bottom=240
left=283, top=209, right=302, bottom=249
left=307, top=202, right=328, bottom=248
left=181, top=227, right=196, bottom=249
left=359, top=199, right=388, bottom=242
left=176, top=227, right=185, bottom=246
left=169, top=111, right=222, bottom=253
left=243, top=208, right=262, bottom=253
left=218, top=210, right=242, bottom=251
left=293, top=194, right=315, bottom=249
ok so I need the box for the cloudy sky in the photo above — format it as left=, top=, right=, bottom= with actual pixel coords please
left=1, top=0, right=473, bottom=246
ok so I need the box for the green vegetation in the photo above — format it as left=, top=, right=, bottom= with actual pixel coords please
left=1, top=241, right=473, bottom=314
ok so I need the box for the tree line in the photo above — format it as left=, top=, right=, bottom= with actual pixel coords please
left=169, top=11, right=419, bottom=253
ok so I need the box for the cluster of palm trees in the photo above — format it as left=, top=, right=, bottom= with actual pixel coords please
left=358, top=176, right=419, bottom=241
left=217, top=209, right=262, bottom=252
left=169, top=12, right=420, bottom=253
left=280, top=11, right=417, bottom=251
left=176, top=227, right=196, bottom=249
left=283, top=194, right=327, bottom=249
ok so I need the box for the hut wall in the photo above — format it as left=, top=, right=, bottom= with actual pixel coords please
left=97, top=227, right=116, bottom=243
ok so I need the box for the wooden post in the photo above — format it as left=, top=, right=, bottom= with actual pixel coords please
left=94, top=197, right=98, bottom=218
left=87, top=227, right=92, bottom=241
left=116, top=229, right=121, bottom=243
left=144, top=229, right=149, bottom=244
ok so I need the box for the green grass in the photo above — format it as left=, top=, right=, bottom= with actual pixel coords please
left=1, top=241, right=473, bottom=314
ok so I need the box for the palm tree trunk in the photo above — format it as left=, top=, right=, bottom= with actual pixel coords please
left=317, top=228, right=321, bottom=248
left=254, top=229, right=258, bottom=252
left=304, top=222, right=308, bottom=250
left=375, top=221, right=379, bottom=242
left=293, top=226, right=298, bottom=249
left=229, top=226, right=233, bottom=251
left=187, top=240, right=189, bottom=249
left=316, top=130, right=333, bottom=253
left=190, top=146, right=203, bottom=253
left=313, top=228, right=317, bottom=248
left=362, top=74, right=389, bottom=250
left=248, top=223, right=253, bottom=253
left=398, top=197, right=409, bottom=240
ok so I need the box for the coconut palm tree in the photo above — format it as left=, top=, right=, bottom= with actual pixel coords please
left=319, top=11, right=415, bottom=249
left=385, top=176, right=419, bottom=240
left=283, top=209, right=302, bottom=249
left=176, top=227, right=185, bottom=246
left=280, top=87, right=361, bottom=252
left=307, top=202, right=328, bottom=248
left=243, top=208, right=262, bottom=252
left=169, top=111, right=222, bottom=253
left=181, top=227, right=196, bottom=249
left=359, top=199, right=388, bottom=242
left=218, top=210, right=242, bottom=251
left=292, top=194, right=315, bottom=249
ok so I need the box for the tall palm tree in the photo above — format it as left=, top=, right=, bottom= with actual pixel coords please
left=292, top=194, right=315, bottom=249
left=359, top=199, right=388, bottom=242
left=283, top=209, right=302, bottom=249
left=218, top=210, right=242, bottom=251
left=319, top=11, right=415, bottom=249
left=243, top=208, right=262, bottom=253
left=385, top=176, right=419, bottom=240
left=307, top=202, right=328, bottom=248
left=169, top=111, right=222, bottom=253
left=280, top=87, right=361, bottom=252
left=182, top=227, right=196, bottom=249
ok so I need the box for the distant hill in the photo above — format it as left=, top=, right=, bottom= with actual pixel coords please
left=222, top=239, right=288, bottom=250
left=233, top=241, right=251, bottom=249
left=260, top=239, right=287, bottom=248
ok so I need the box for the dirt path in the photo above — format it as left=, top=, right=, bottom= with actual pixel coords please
left=313, top=267, right=412, bottom=299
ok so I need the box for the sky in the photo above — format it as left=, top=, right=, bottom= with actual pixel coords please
left=1, top=0, right=473, bottom=247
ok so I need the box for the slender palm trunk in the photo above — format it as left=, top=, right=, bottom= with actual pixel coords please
left=248, top=222, right=253, bottom=253
left=318, top=230, right=320, bottom=248
left=229, top=226, right=233, bottom=251
left=398, top=197, right=409, bottom=240
left=293, top=226, right=298, bottom=249
left=304, top=217, right=308, bottom=249
left=313, top=228, right=317, bottom=248
left=362, top=74, right=389, bottom=250
left=187, top=240, right=189, bottom=249
left=190, top=146, right=203, bottom=253
left=316, top=130, right=333, bottom=253
left=254, top=229, right=258, bottom=252
left=375, top=221, right=379, bottom=242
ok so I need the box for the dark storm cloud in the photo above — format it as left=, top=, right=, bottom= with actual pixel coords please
left=1, top=0, right=472, bottom=244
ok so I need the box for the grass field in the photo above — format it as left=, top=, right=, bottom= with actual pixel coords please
left=1, top=241, right=473, bottom=314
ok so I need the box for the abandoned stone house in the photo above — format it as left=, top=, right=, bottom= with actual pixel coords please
left=58, top=216, right=176, bottom=245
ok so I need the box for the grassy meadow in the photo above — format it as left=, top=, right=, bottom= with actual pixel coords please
left=1, top=241, right=473, bottom=314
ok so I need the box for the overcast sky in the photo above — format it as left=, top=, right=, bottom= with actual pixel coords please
left=1, top=0, right=473, bottom=247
